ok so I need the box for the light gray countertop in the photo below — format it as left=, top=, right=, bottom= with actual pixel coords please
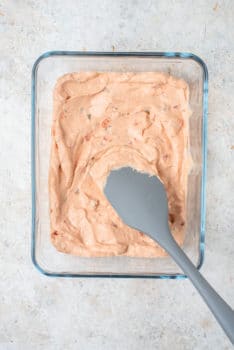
left=0, top=1, right=233, bottom=349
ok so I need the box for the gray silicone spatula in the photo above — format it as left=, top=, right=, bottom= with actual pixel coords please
left=104, top=167, right=234, bottom=344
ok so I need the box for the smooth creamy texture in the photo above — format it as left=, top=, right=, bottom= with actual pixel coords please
left=49, top=72, right=191, bottom=257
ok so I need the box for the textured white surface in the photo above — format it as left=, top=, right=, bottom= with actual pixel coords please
left=0, top=0, right=233, bottom=349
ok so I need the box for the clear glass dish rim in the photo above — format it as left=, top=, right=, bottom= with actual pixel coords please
left=31, top=51, right=208, bottom=279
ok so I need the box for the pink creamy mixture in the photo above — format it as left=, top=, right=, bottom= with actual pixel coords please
left=49, top=72, right=191, bottom=257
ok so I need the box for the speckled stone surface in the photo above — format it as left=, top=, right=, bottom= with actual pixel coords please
left=0, top=1, right=233, bottom=349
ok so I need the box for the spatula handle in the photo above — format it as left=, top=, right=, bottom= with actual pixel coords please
left=165, top=238, right=234, bottom=344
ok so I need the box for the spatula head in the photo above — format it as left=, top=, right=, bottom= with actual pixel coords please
left=104, top=167, right=171, bottom=241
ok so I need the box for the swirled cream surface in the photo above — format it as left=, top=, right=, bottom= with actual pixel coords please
left=49, top=72, right=191, bottom=257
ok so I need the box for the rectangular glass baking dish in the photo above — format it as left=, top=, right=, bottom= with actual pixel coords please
left=31, top=51, right=208, bottom=278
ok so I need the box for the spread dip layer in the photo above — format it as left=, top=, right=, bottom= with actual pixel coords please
left=49, top=72, right=191, bottom=257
